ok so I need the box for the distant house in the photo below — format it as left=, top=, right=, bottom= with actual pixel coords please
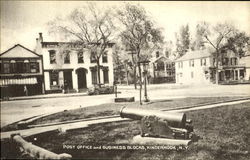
left=0, top=44, right=44, bottom=98
left=175, top=49, right=250, bottom=84
left=149, top=51, right=175, bottom=84
left=35, top=33, right=115, bottom=93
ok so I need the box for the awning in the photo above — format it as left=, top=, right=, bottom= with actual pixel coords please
left=0, top=78, right=37, bottom=86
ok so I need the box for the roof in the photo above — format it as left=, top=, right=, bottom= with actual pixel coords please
left=41, top=41, right=115, bottom=48
left=150, top=56, right=172, bottom=63
left=0, top=44, right=41, bottom=58
left=175, top=49, right=212, bottom=62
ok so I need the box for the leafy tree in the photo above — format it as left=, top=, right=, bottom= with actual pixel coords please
left=175, top=24, right=190, bottom=57
left=48, top=3, right=116, bottom=85
left=197, top=21, right=249, bottom=84
left=117, top=3, right=164, bottom=90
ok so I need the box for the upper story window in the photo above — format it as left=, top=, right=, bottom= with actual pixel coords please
left=64, top=50, right=70, bottom=64
left=156, top=51, right=160, bottom=58
left=23, top=60, right=30, bottom=73
left=90, top=52, right=97, bottom=63
left=200, top=58, right=206, bottom=66
left=30, top=62, right=40, bottom=73
left=10, top=60, right=17, bottom=73
left=102, top=51, right=108, bottom=63
left=178, top=62, right=183, bottom=68
left=49, top=50, right=56, bottom=64
left=230, top=57, right=237, bottom=65
left=3, top=61, right=10, bottom=73
left=189, top=59, right=194, bottom=67
left=78, top=51, right=84, bottom=63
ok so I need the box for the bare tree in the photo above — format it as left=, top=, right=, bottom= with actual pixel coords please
left=48, top=3, right=116, bottom=85
left=197, top=22, right=238, bottom=84
left=117, top=3, right=164, bottom=90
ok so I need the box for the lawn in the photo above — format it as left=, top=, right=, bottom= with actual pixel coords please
left=1, top=96, right=247, bottom=132
left=1, top=100, right=250, bottom=160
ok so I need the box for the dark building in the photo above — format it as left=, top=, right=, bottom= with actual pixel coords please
left=0, top=44, right=44, bottom=98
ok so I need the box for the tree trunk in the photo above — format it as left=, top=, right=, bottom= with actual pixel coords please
left=97, top=60, right=101, bottom=85
left=133, top=65, right=137, bottom=89
left=215, top=49, right=219, bottom=85
left=138, top=63, right=142, bottom=105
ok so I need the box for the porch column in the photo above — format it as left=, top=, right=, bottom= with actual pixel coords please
left=238, top=69, right=240, bottom=80
left=72, top=70, right=78, bottom=92
left=164, top=62, right=167, bottom=77
left=44, top=72, right=50, bottom=91
left=86, top=69, right=92, bottom=88
left=58, top=71, right=64, bottom=86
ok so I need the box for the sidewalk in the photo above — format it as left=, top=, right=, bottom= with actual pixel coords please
left=1, top=92, right=87, bottom=101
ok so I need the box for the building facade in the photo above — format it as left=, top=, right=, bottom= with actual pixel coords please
left=0, top=44, right=44, bottom=98
left=175, top=49, right=250, bottom=85
left=35, top=33, right=114, bottom=93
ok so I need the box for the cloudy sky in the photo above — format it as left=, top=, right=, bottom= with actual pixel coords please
left=1, top=1, right=250, bottom=52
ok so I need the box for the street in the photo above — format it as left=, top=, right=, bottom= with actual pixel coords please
left=1, top=84, right=250, bottom=127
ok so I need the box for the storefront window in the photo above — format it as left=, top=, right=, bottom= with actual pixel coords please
left=50, top=71, right=59, bottom=86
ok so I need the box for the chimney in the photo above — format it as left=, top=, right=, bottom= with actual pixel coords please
left=39, top=32, right=43, bottom=42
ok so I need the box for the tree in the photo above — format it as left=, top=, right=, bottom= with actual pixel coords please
left=191, top=23, right=206, bottom=50
left=197, top=22, right=249, bottom=84
left=175, top=24, right=190, bottom=57
left=117, top=3, right=164, bottom=91
left=48, top=3, right=116, bottom=85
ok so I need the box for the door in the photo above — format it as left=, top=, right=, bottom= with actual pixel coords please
left=77, top=69, right=87, bottom=89
left=63, top=71, right=73, bottom=89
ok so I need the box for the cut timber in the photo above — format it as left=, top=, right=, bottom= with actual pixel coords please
left=132, top=135, right=191, bottom=146
left=115, top=97, right=135, bottom=102
left=12, top=134, right=72, bottom=159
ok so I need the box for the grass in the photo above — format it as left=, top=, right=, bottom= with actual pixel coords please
left=1, top=100, right=250, bottom=160
left=23, top=102, right=250, bottom=160
left=1, top=96, right=246, bottom=132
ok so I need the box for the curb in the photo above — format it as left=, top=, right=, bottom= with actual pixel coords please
left=1, top=93, right=87, bottom=102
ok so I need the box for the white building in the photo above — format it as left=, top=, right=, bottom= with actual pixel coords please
left=175, top=49, right=250, bottom=85
left=35, top=33, right=114, bottom=93
left=175, top=50, right=211, bottom=84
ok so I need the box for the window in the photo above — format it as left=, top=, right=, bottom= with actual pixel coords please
left=191, top=72, right=194, bottom=78
left=201, top=58, right=206, bottom=66
left=103, top=70, right=109, bottom=83
left=90, top=52, right=97, bottom=63
left=10, top=60, right=17, bottom=73
left=50, top=71, right=59, bottom=85
left=78, top=51, right=84, bottom=63
left=156, top=51, right=160, bottom=58
left=3, top=62, right=10, bottom=73
left=23, top=60, right=30, bottom=73
left=16, top=62, right=24, bottom=73
left=189, top=59, right=194, bottom=67
left=64, top=51, right=70, bottom=64
left=102, top=51, right=108, bottom=63
left=49, top=50, right=56, bottom=64
left=91, top=70, right=97, bottom=84
left=156, top=61, right=164, bottom=71
left=30, top=62, right=39, bottom=73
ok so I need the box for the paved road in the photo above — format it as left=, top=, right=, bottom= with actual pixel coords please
left=1, top=84, right=250, bottom=127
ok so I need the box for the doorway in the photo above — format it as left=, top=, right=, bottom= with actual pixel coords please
left=63, top=70, right=73, bottom=90
left=77, top=68, right=87, bottom=89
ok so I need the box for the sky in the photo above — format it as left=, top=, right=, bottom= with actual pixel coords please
left=1, top=1, right=250, bottom=53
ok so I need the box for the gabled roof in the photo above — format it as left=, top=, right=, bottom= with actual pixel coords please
left=175, top=49, right=211, bottom=62
left=0, top=44, right=41, bottom=58
left=150, top=56, right=172, bottom=63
